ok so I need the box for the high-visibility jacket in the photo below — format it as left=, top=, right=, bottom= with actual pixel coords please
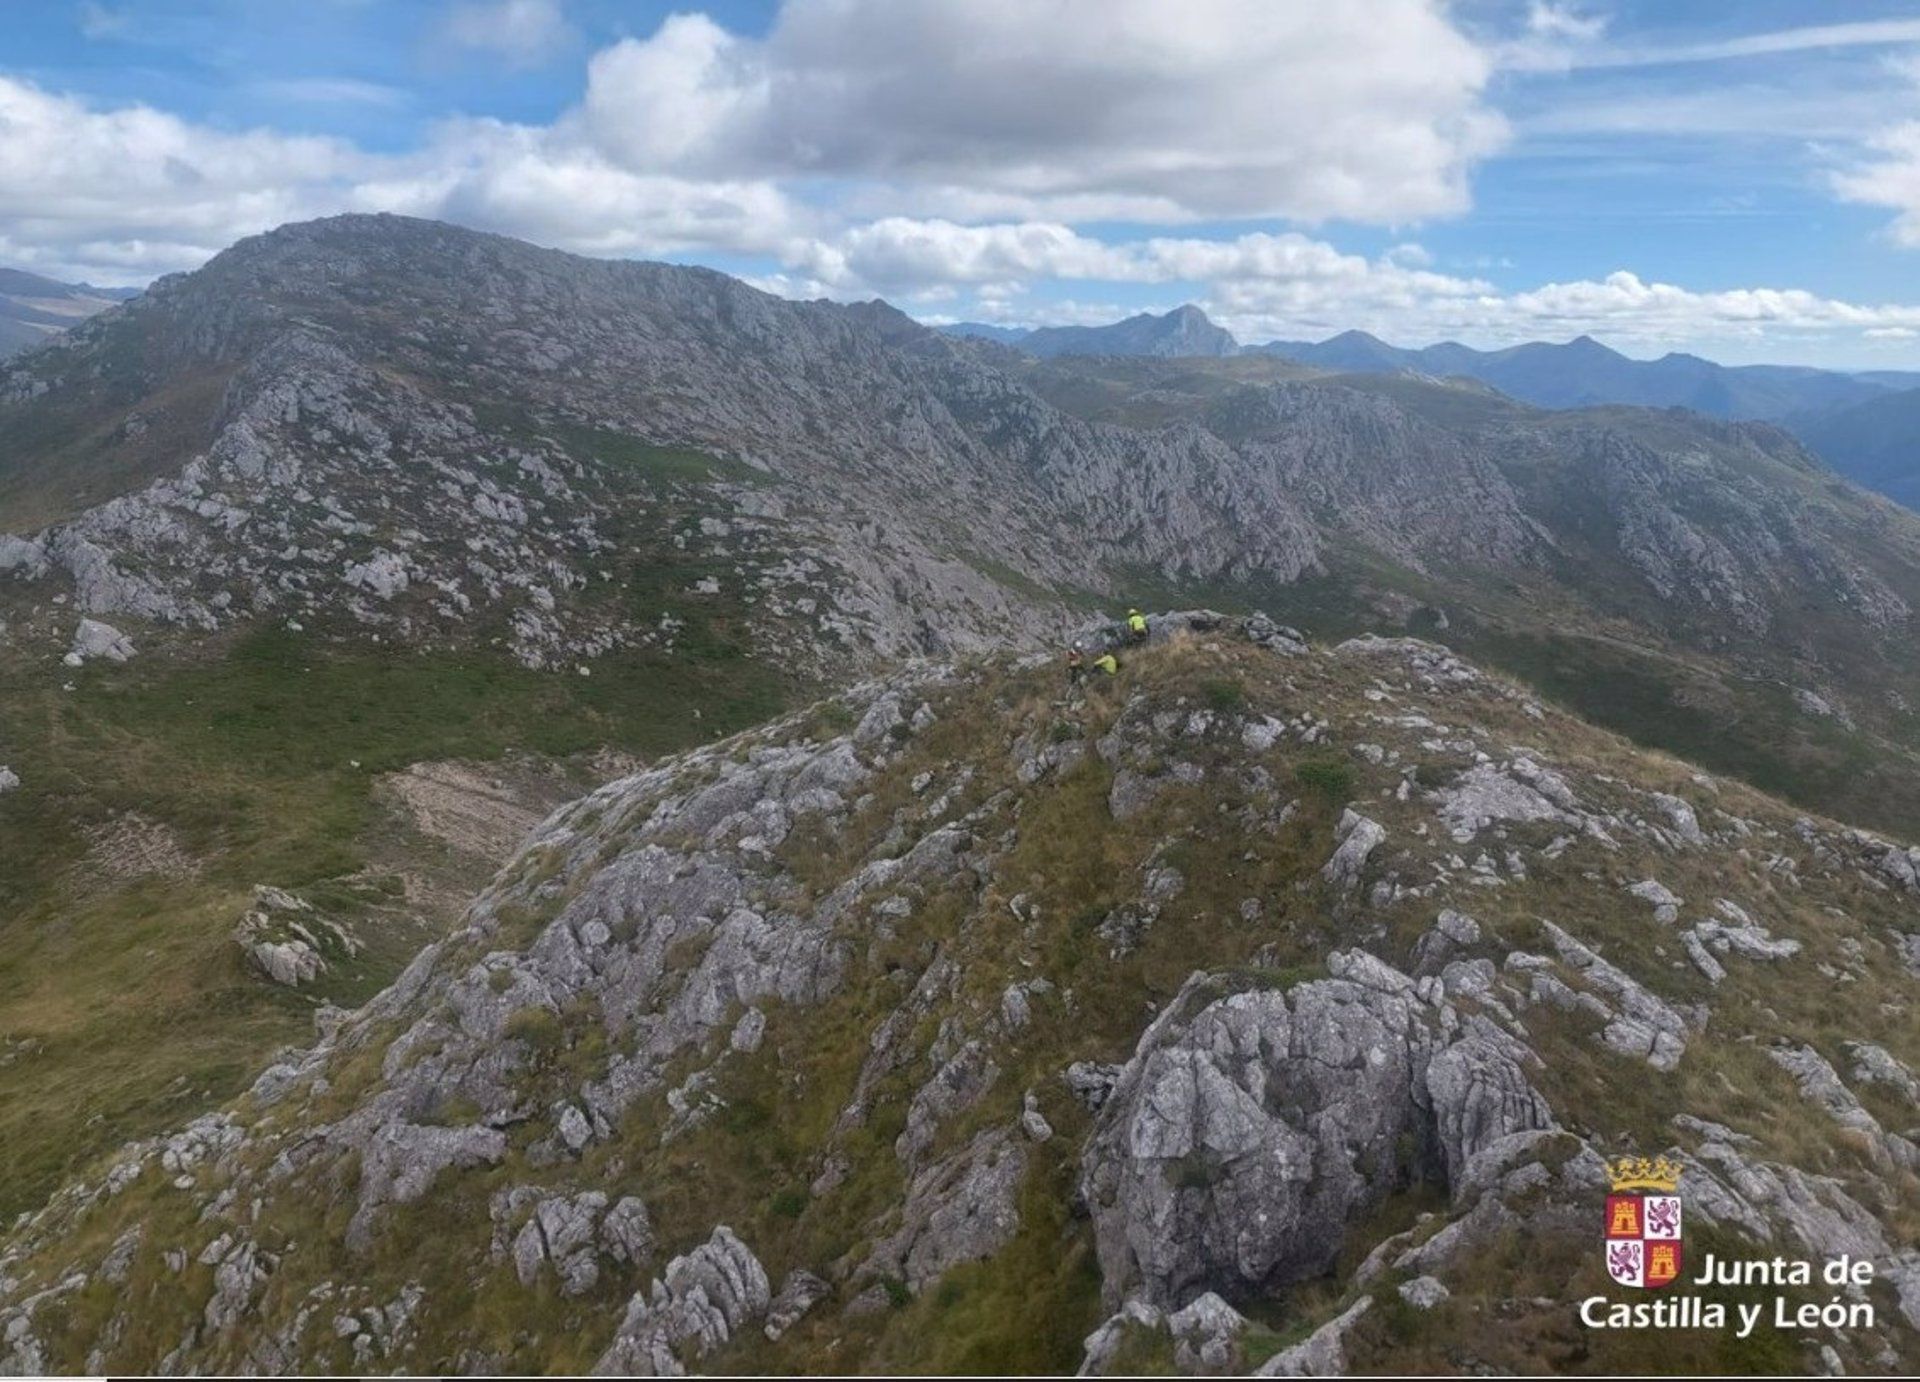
left=1127, top=612, right=1148, bottom=635
left=1094, top=653, right=1119, bottom=675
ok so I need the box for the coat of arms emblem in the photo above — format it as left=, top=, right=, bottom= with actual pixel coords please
left=1604, top=1155, right=1683, bottom=1289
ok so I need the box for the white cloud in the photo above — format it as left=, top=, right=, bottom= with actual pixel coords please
left=793, top=218, right=1139, bottom=292
left=778, top=215, right=1920, bottom=357
left=0, top=3, right=1511, bottom=281
left=781, top=219, right=1494, bottom=324
left=1587, top=18, right=1920, bottom=69
left=1495, top=1, right=1607, bottom=73
left=1834, top=121, right=1920, bottom=247
left=577, top=0, right=1508, bottom=223
left=0, top=74, right=801, bottom=282
left=442, top=0, right=575, bottom=69
left=359, top=117, right=804, bottom=259
left=0, top=75, right=368, bottom=280
left=1526, top=3, right=1605, bottom=42
left=1205, top=265, right=1920, bottom=353
left=253, top=77, right=408, bottom=109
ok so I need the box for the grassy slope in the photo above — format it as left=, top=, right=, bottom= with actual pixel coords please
left=0, top=613, right=789, bottom=1221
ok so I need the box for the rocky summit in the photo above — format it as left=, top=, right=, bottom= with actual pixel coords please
left=3, top=613, right=1919, bottom=1375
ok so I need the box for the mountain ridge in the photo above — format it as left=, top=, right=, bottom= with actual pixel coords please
left=11, top=215, right=1920, bottom=836
left=937, top=304, right=1920, bottom=508
left=940, top=307, right=1918, bottom=419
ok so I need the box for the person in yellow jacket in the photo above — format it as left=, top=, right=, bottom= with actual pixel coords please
left=1125, top=608, right=1148, bottom=644
left=1093, top=651, right=1119, bottom=676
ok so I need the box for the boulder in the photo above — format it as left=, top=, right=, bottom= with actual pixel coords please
left=68, top=617, right=136, bottom=664
left=1321, top=810, right=1385, bottom=890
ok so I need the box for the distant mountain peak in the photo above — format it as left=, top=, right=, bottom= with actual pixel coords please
left=1016, top=301, right=1238, bottom=358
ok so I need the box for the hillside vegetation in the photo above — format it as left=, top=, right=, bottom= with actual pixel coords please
left=3, top=616, right=1917, bottom=1374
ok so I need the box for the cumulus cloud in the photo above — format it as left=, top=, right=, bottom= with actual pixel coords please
left=5, top=0, right=1920, bottom=366
left=1834, top=121, right=1920, bottom=247
left=1205, top=265, right=1920, bottom=352
left=786, top=215, right=1920, bottom=355
left=0, top=73, right=802, bottom=281
left=792, top=219, right=1138, bottom=293
left=577, top=0, right=1508, bottom=223
left=0, top=75, right=367, bottom=278
left=1, top=2, right=1512, bottom=281
left=357, top=118, right=804, bottom=259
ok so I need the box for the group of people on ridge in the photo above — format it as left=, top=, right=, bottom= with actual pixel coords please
left=1065, top=607, right=1148, bottom=689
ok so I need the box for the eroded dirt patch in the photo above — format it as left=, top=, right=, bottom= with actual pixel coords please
left=78, top=812, right=200, bottom=885
left=375, top=757, right=583, bottom=865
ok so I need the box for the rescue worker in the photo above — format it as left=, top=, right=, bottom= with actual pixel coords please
left=1065, top=644, right=1086, bottom=687
left=1126, top=607, right=1149, bottom=644
left=1093, top=651, right=1119, bottom=677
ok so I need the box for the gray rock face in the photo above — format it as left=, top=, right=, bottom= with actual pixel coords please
left=1433, top=760, right=1579, bottom=843
left=592, top=1226, right=769, bottom=1376
left=1845, top=1041, right=1920, bottom=1105
left=204, top=1239, right=268, bottom=1332
left=8, top=614, right=1920, bottom=1375
left=895, top=1040, right=998, bottom=1166
left=1767, top=1044, right=1919, bottom=1171
left=7, top=213, right=1908, bottom=735
left=348, top=1123, right=507, bottom=1251
left=1540, top=921, right=1690, bottom=1071
left=762, top=1269, right=829, bottom=1342
left=1079, top=1299, right=1165, bottom=1377
left=1687, top=901, right=1800, bottom=973
left=1079, top=956, right=1553, bottom=1308
left=0, top=767, right=17, bottom=795
left=495, top=1190, right=651, bottom=1297
left=868, top=1128, right=1026, bottom=1289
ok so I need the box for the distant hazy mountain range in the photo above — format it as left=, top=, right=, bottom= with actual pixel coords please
left=939, top=304, right=1920, bottom=506
left=0, top=269, right=139, bottom=357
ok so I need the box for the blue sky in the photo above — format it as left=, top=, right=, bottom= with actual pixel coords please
left=6, top=1, right=1920, bottom=367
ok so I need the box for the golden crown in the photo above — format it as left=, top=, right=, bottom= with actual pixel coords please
left=1607, top=1155, right=1682, bottom=1193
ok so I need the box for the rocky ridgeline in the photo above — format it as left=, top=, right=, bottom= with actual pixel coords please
left=3, top=613, right=1920, bottom=1374
left=4, top=213, right=1917, bottom=700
